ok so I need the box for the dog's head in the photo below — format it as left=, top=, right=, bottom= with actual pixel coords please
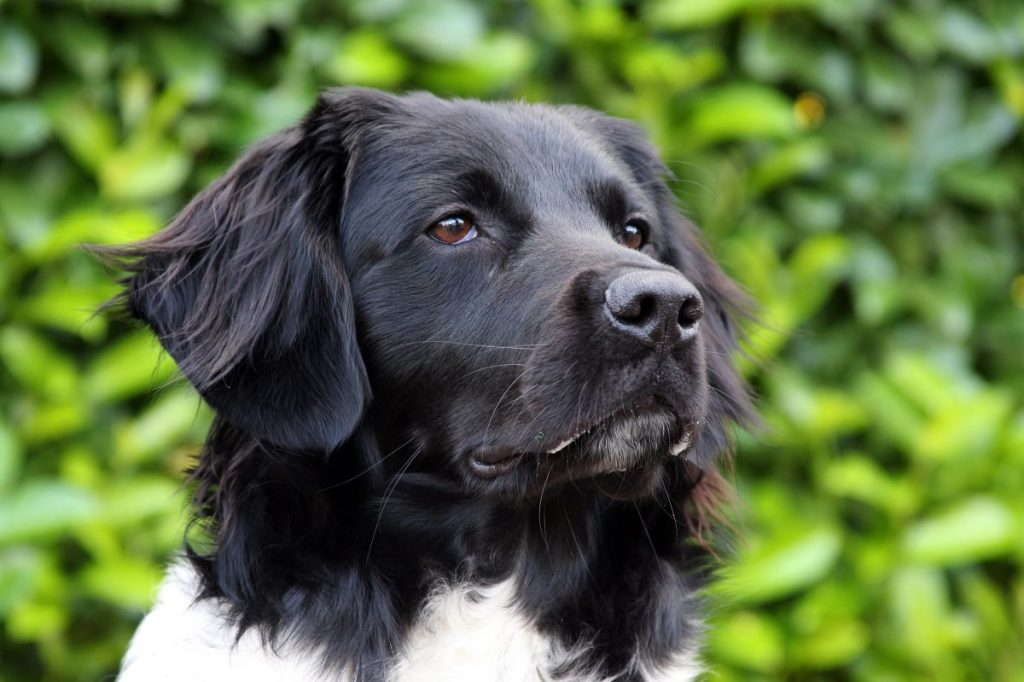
left=106, top=88, right=752, bottom=504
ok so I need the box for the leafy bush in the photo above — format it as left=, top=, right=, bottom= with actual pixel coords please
left=1, top=1, right=1021, bottom=680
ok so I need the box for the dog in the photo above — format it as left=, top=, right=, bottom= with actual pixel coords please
left=101, top=87, right=754, bottom=682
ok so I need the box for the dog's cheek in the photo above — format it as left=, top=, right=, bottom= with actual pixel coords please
left=352, top=260, right=537, bottom=453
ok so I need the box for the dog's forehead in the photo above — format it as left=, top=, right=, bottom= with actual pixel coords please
left=339, top=97, right=650, bottom=265
left=368, top=98, right=632, bottom=198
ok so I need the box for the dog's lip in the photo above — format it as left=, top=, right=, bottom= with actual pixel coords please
left=547, top=395, right=675, bottom=451
left=469, top=446, right=525, bottom=478
left=469, top=396, right=691, bottom=478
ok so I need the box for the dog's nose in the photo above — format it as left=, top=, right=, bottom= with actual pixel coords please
left=604, top=271, right=703, bottom=343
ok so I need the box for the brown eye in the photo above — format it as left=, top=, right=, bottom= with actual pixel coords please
left=621, top=221, right=646, bottom=250
left=429, top=215, right=478, bottom=245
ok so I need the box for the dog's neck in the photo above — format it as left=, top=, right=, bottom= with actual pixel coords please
left=185, top=420, right=709, bottom=681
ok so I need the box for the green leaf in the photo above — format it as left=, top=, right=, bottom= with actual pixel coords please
left=114, top=387, right=207, bottom=465
left=0, top=23, right=39, bottom=94
left=0, top=423, right=22, bottom=492
left=84, top=331, right=177, bottom=402
left=903, top=497, right=1017, bottom=565
left=715, top=525, right=843, bottom=604
left=346, top=0, right=407, bottom=22
left=789, top=620, right=869, bottom=669
left=14, top=279, right=116, bottom=341
left=419, top=32, right=535, bottom=95
left=882, top=353, right=965, bottom=417
left=79, top=0, right=182, bottom=14
left=620, top=45, right=725, bottom=92
left=0, top=480, right=99, bottom=546
left=29, top=206, right=162, bottom=261
left=323, top=31, right=409, bottom=89
left=782, top=189, right=843, bottom=233
left=821, top=455, right=918, bottom=517
left=6, top=600, right=67, bottom=642
left=49, top=94, right=119, bottom=173
left=224, top=0, right=302, bottom=40
left=151, top=30, right=225, bottom=103
left=0, top=549, right=42, bottom=615
left=941, top=162, right=1021, bottom=209
left=645, top=0, right=816, bottom=29
left=392, top=0, right=485, bottom=61
left=19, top=402, right=90, bottom=444
left=707, top=610, right=784, bottom=672
left=863, top=51, right=914, bottom=113
left=0, top=101, right=50, bottom=156
left=687, top=84, right=797, bottom=143
left=886, top=566, right=957, bottom=669
left=47, top=16, right=112, bottom=80
left=956, top=570, right=1012, bottom=644
left=855, top=373, right=925, bottom=452
left=885, top=10, right=941, bottom=61
left=914, top=391, right=1011, bottom=463
left=938, top=8, right=1001, bottom=63
left=99, top=477, right=181, bottom=527
left=849, top=239, right=900, bottom=325
left=0, top=326, right=79, bottom=399
left=78, top=556, right=164, bottom=610
left=645, top=0, right=740, bottom=28
left=787, top=233, right=850, bottom=320
left=751, top=139, right=830, bottom=192
left=771, top=371, right=869, bottom=439
left=99, top=139, right=191, bottom=201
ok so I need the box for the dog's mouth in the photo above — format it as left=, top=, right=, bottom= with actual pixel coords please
left=468, top=397, right=695, bottom=479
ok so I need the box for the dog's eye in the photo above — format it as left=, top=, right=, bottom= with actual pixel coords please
left=429, top=215, right=478, bottom=245
left=620, top=221, right=647, bottom=250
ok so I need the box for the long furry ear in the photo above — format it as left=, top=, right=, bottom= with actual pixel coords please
left=95, top=88, right=397, bottom=453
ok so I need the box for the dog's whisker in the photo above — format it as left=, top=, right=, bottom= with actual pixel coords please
left=661, top=477, right=681, bottom=540
left=562, top=506, right=595, bottom=584
left=482, top=367, right=531, bottom=442
left=394, top=339, right=539, bottom=351
left=634, top=503, right=659, bottom=560
left=572, top=380, right=589, bottom=438
left=365, top=444, right=424, bottom=566
left=516, top=402, right=555, bottom=447
left=537, top=467, right=553, bottom=555
left=318, top=436, right=417, bottom=492
left=464, top=362, right=528, bottom=376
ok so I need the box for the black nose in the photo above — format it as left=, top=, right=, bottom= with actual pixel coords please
left=604, top=270, right=703, bottom=343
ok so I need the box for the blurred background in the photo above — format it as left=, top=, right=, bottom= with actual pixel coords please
left=1, top=0, right=1022, bottom=680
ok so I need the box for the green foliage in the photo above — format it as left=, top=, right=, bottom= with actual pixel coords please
left=0, top=0, right=1021, bottom=680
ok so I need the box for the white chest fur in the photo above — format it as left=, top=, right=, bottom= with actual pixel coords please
left=118, top=563, right=701, bottom=682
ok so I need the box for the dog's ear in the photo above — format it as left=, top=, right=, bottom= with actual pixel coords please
left=567, top=109, right=757, bottom=443
left=98, top=88, right=399, bottom=453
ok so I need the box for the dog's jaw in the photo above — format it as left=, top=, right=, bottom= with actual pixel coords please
left=466, top=396, right=700, bottom=499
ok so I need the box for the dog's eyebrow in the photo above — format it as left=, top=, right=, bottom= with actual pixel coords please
left=451, top=169, right=528, bottom=227
left=586, top=177, right=635, bottom=226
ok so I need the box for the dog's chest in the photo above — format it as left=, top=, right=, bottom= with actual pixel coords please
left=118, top=563, right=700, bottom=681
left=392, top=580, right=564, bottom=681
left=398, top=583, right=702, bottom=681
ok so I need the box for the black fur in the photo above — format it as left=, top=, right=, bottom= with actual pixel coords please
left=97, top=88, right=755, bottom=682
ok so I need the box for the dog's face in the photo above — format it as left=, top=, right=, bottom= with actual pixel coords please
left=346, top=96, right=734, bottom=500
left=114, top=88, right=750, bottom=504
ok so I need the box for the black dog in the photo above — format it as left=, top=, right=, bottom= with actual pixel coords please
left=105, top=88, right=754, bottom=682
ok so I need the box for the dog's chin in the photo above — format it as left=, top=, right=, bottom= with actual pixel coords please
left=469, top=402, right=698, bottom=501
left=558, top=407, right=687, bottom=500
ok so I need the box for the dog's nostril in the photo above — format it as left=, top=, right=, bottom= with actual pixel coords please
left=678, top=295, right=704, bottom=329
left=614, top=294, right=656, bottom=325
left=605, top=270, right=703, bottom=344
